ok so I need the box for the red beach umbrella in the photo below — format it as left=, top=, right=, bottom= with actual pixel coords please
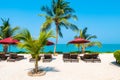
left=0, top=37, right=19, bottom=53
left=68, top=38, right=90, bottom=44
left=68, top=38, right=90, bottom=53
left=46, top=40, right=54, bottom=46
left=0, top=37, right=19, bottom=44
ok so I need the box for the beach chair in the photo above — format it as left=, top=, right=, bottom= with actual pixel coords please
left=80, top=54, right=93, bottom=62
left=63, top=54, right=71, bottom=62
left=43, top=54, right=52, bottom=62
left=7, top=54, right=24, bottom=62
left=91, top=53, right=101, bottom=62
left=29, top=56, right=41, bottom=62
left=17, top=55, right=24, bottom=60
left=70, top=54, right=79, bottom=62
left=0, top=53, right=8, bottom=60
left=80, top=53, right=101, bottom=63
left=7, top=54, right=17, bottom=62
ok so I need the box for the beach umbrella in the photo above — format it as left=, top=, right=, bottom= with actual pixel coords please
left=68, top=38, right=90, bottom=44
left=0, top=37, right=19, bottom=53
left=46, top=40, right=54, bottom=46
left=0, top=37, right=19, bottom=44
left=68, top=38, right=90, bottom=53
left=44, top=40, right=54, bottom=53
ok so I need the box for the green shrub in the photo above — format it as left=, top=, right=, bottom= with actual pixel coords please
left=114, top=50, right=120, bottom=64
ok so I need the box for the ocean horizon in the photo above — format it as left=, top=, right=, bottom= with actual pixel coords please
left=0, top=44, right=120, bottom=53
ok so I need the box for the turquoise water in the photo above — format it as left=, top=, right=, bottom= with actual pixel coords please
left=0, top=44, right=120, bottom=53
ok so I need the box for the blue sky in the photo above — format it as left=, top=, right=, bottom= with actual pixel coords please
left=0, top=0, right=120, bottom=44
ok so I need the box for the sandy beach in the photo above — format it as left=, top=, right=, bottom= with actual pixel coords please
left=0, top=53, right=120, bottom=80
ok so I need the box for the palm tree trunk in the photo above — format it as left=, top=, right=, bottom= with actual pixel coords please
left=81, top=44, right=85, bottom=54
left=3, top=44, right=8, bottom=54
left=78, top=47, right=80, bottom=53
left=35, top=55, right=39, bottom=73
left=53, top=22, right=59, bottom=55
left=81, top=47, right=83, bottom=53
left=78, top=44, right=80, bottom=53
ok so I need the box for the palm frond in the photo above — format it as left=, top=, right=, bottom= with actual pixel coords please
left=14, top=29, right=32, bottom=42
left=74, top=35, right=78, bottom=38
left=87, top=35, right=97, bottom=40
left=85, top=41, right=102, bottom=48
left=61, top=20, right=78, bottom=32
left=79, top=29, right=84, bottom=38
left=63, top=7, right=75, bottom=14
left=38, top=30, right=55, bottom=47
left=41, top=16, right=53, bottom=31
left=0, top=18, right=19, bottom=39
left=60, top=0, right=75, bottom=14
left=58, top=22, right=68, bottom=29
left=38, top=14, right=47, bottom=17
left=10, top=26, right=20, bottom=36
left=82, top=27, right=87, bottom=36
left=1, top=18, right=10, bottom=27
left=78, top=27, right=97, bottom=40
left=60, top=14, right=77, bottom=21
left=41, top=6, right=53, bottom=16
left=58, top=25, right=63, bottom=38
left=84, top=34, right=91, bottom=39
left=52, top=0, right=56, bottom=14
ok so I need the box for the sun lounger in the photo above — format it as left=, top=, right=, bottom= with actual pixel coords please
left=7, top=57, right=16, bottom=62
left=17, top=55, right=24, bottom=60
left=80, top=53, right=101, bottom=63
left=70, top=54, right=79, bottom=62
left=63, top=54, right=71, bottom=62
left=7, top=54, right=24, bottom=62
left=43, top=54, right=52, bottom=62
left=0, top=53, right=8, bottom=60
left=92, top=54, right=101, bottom=62
left=63, top=54, right=79, bottom=62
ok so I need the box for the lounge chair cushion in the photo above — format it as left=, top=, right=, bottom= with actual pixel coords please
left=70, top=54, right=78, bottom=59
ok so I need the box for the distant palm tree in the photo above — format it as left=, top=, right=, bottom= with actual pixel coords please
left=40, top=0, right=78, bottom=55
left=15, top=30, right=54, bottom=73
left=0, top=18, right=19, bottom=54
left=75, top=27, right=102, bottom=53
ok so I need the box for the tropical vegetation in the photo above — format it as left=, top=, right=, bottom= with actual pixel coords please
left=0, top=18, right=19, bottom=54
left=114, top=50, right=120, bottom=64
left=40, top=0, right=78, bottom=55
left=75, top=27, right=102, bottom=53
left=14, top=29, right=54, bottom=73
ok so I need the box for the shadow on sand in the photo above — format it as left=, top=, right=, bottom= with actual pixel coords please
left=52, top=58, right=56, bottom=60
left=40, top=66, right=59, bottom=72
left=26, top=66, right=59, bottom=72
left=110, top=61, right=120, bottom=67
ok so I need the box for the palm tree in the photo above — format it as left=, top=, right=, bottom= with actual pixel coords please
left=40, top=0, right=78, bottom=55
left=75, top=27, right=102, bottom=53
left=0, top=18, right=19, bottom=54
left=15, top=30, right=54, bottom=73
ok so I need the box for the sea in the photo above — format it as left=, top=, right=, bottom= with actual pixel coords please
left=0, top=44, right=120, bottom=53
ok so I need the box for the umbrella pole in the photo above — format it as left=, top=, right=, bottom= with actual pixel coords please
left=3, top=44, right=8, bottom=54
left=78, top=46, right=80, bottom=54
left=9, top=45, right=10, bottom=53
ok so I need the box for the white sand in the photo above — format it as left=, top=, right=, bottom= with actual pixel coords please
left=0, top=53, right=120, bottom=80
